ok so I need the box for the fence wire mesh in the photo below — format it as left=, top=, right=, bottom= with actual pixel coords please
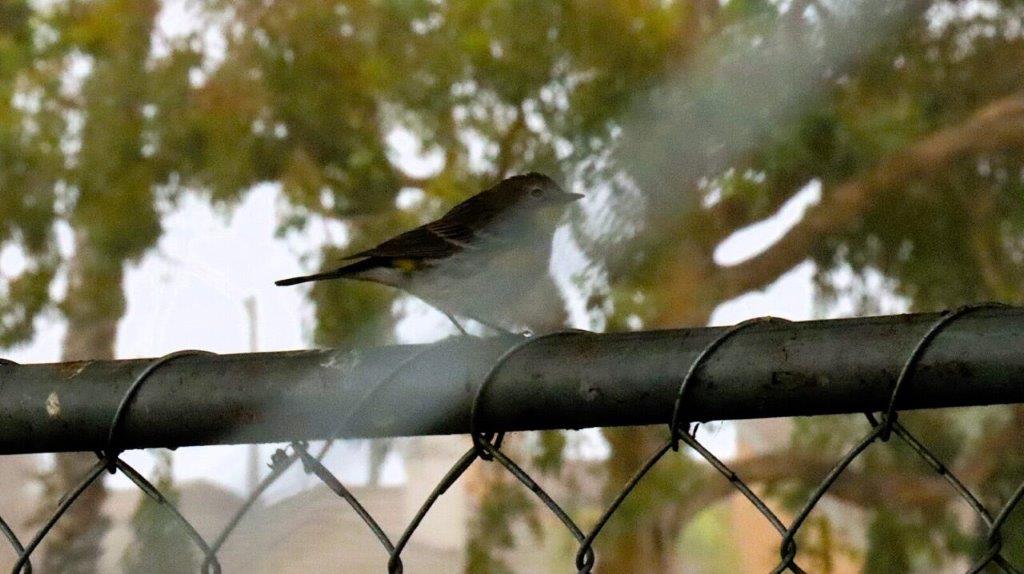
left=0, top=303, right=1022, bottom=573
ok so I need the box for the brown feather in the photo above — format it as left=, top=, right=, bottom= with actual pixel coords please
left=343, top=176, right=531, bottom=260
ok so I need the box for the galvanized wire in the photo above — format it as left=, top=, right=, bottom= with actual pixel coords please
left=571, top=316, right=807, bottom=573
left=104, top=350, right=215, bottom=471
left=5, top=351, right=224, bottom=574
left=0, top=359, right=30, bottom=574
left=0, top=306, right=1021, bottom=572
left=200, top=447, right=300, bottom=574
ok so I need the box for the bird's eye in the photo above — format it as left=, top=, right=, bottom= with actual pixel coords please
left=530, top=187, right=544, bottom=198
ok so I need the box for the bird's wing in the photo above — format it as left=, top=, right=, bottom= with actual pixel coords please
left=343, top=225, right=460, bottom=260
left=423, top=188, right=510, bottom=242
left=344, top=189, right=508, bottom=260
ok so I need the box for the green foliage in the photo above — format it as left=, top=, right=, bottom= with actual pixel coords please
left=466, top=470, right=539, bottom=574
left=1002, top=503, right=1024, bottom=566
left=311, top=250, right=396, bottom=346
left=532, top=430, right=567, bottom=476
left=678, top=505, right=742, bottom=574
left=0, top=259, right=56, bottom=347
left=2, top=0, right=1023, bottom=571
left=600, top=446, right=708, bottom=543
left=864, top=509, right=912, bottom=573
left=785, top=412, right=1002, bottom=567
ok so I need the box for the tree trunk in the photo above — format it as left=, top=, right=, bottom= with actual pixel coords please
left=41, top=229, right=126, bottom=573
left=596, top=246, right=718, bottom=572
left=597, top=427, right=684, bottom=573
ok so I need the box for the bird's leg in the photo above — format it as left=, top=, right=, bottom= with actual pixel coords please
left=430, top=301, right=516, bottom=338
left=466, top=315, right=520, bottom=337
left=441, top=310, right=469, bottom=336
left=445, top=311, right=519, bottom=338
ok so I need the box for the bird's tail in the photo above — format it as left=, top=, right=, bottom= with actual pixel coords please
left=274, top=258, right=377, bottom=286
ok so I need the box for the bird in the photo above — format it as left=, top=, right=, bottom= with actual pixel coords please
left=275, top=172, right=583, bottom=333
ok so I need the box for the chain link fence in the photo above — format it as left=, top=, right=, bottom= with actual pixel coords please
left=1, top=303, right=1022, bottom=572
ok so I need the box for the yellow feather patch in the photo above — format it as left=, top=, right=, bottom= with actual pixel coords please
left=395, top=259, right=419, bottom=272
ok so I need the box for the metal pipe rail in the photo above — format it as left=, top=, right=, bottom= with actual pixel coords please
left=0, top=308, right=1022, bottom=454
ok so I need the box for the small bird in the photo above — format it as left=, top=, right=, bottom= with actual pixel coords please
left=275, top=172, right=582, bottom=333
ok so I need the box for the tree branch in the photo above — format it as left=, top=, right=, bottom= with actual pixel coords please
left=495, top=103, right=527, bottom=178
left=702, top=172, right=813, bottom=245
left=397, top=171, right=431, bottom=189
left=674, top=449, right=959, bottom=525
left=715, top=91, right=1024, bottom=298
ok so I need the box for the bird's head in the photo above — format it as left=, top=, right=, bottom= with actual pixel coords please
left=502, top=172, right=583, bottom=213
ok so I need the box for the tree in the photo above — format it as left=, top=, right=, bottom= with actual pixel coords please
left=3, top=0, right=1022, bottom=571
left=592, top=0, right=1024, bottom=569
left=2, top=0, right=179, bottom=570
left=196, top=0, right=1021, bottom=569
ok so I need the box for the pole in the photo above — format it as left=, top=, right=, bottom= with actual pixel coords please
left=243, top=296, right=260, bottom=494
left=0, top=309, right=1021, bottom=454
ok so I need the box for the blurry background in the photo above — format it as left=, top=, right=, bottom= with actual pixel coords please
left=1, top=0, right=1022, bottom=571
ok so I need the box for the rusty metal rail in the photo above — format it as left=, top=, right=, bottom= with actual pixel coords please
left=1, top=305, right=1022, bottom=573
left=0, top=307, right=1022, bottom=454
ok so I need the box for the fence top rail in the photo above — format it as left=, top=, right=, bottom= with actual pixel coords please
left=0, top=308, right=1021, bottom=454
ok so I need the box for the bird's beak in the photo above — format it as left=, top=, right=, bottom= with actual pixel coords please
left=557, top=192, right=585, bottom=203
